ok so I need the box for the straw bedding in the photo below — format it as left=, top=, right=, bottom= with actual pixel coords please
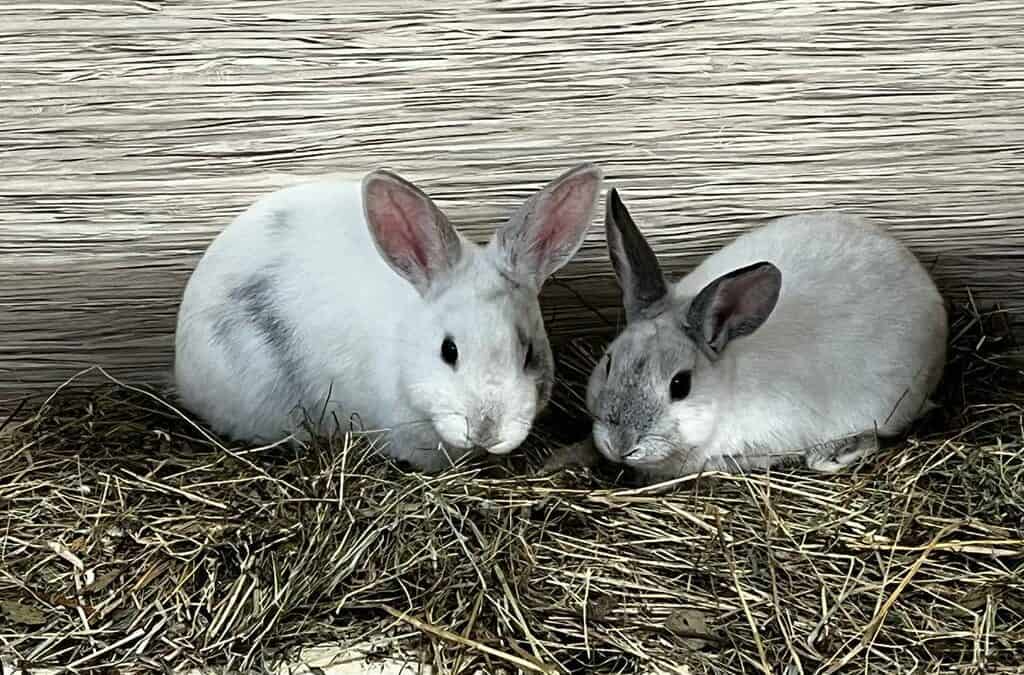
left=1, top=301, right=1022, bottom=674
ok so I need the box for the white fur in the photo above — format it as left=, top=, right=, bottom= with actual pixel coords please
left=587, top=208, right=948, bottom=478
left=175, top=165, right=602, bottom=470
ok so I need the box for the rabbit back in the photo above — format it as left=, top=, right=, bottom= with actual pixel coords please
left=174, top=180, right=418, bottom=445
left=677, top=211, right=947, bottom=466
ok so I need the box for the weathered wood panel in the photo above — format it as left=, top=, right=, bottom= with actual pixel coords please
left=2, top=0, right=1023, bottom=410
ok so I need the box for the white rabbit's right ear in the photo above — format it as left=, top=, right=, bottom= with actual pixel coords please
left=605, top=188, right=669, bottom=322
left=684, top=261, right=782, bottom=361
left=489, top=162, right=603, bottom=288
left=363, top=170, right=462, bottom=296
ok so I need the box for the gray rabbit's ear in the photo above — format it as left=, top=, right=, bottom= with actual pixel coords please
left=605, top=188, right=669, bottom=322
left=684, top=261, right=781, bottom=361
left=363, top=169, right=462, bottom=296
left=489, top=162, right=603, bottom=288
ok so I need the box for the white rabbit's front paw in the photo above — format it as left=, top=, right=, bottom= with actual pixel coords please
left=804, top=431, right=879, bottom=474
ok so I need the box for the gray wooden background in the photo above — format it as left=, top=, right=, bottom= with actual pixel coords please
left=2, top=0, right=1023, bottom=410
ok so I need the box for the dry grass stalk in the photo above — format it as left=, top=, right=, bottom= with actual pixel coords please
left=1, top=300, right=1023, bottom=674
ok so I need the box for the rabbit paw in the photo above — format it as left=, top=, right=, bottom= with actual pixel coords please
left=804, top=431, right=879, bottom=474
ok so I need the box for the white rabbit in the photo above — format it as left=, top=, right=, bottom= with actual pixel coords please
left=581, top=188, right=947, bottom=480
left=174, top=163, right=603, bottom=471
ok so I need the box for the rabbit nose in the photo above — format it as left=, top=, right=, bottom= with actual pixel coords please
left=473, top=415, right=499, bottom=447
left=610, top=428, right=637, bottom=460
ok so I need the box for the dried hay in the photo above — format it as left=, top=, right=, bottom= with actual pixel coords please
left=1, top=300, right=1023, bottom=674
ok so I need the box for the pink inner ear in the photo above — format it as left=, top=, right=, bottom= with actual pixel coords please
left=715, top=267, right=777, bottom=332
left=708, top=293, right=733, bottom=341
left=534, top=178, right=595, bottom=255
left=366, top=181, right=431, bottom=272
left=731, top=268, right=778, bottom=316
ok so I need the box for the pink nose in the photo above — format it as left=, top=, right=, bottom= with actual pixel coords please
left=472, top=415, right=499, bottom=448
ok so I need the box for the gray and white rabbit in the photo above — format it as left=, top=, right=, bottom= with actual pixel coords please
left=578, top=189, right=946, bottom=480
left=174, top=163, right=603, bottom=471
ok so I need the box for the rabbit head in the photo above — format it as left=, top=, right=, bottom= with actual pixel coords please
left=586, top=189, right=781, bottom=469
left=363, top=163, right=603, bottom=456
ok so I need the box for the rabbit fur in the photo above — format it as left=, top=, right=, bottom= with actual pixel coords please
left=174, top=163, right=604, bottom=471
left=583, top=189, right=947, bottom=480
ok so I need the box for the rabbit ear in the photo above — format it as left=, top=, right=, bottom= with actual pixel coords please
left=363, top=170, right=462, bottom=296
left=604, top=188, right=669, bottom=322
left=684, top=261, right=781, bottom=360
left=490, top=162, right=603, bottom=288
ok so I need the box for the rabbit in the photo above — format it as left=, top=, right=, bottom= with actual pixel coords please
left=174, top=162, right=604, bottom=471
left=578, top=188, right=947, bottom=481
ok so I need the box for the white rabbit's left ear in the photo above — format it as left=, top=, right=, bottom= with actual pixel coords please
left=489, top=162, right=603, bottom=287
left=363, top=169, right=462, bottom=296
left=684, top=261, right=782, bottom=360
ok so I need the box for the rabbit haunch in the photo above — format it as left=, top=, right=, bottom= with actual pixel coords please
left=585, top=189, right=947, bottom=480
left=174, top=163, right=603, bottom=471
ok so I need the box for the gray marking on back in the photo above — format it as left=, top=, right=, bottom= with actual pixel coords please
left=220, top=272, right=305, bottom=404
left=267, top=209, right=291, bottom=238
left=234, top=276, right=288, bottom=347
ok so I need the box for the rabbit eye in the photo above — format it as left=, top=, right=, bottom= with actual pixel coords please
left=441, top=336, right=458, bottom=367
left=604, top=354, right=612, bottom=376
left=670, top=371, right=691, bottom=400
left=524, top=342, right=534, bottom=370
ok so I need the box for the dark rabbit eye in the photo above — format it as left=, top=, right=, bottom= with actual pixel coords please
left=524, top=342, right=534, bottom=369
left=441, top=336, right=458, bottom=367
left=670, top=371, right=691, bottom=400
left=605, top=354, right=612, bottom=376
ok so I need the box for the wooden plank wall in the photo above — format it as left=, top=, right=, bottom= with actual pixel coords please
left=2, top=1, right=1023, bottom=410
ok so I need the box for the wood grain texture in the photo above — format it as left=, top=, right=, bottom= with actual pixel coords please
left=2, top=0, right=1023, bottom=409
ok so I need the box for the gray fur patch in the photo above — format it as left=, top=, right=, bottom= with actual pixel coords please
left=267, top=209, right=291, bottom=237
left=603, top=352, right=662, bottom=432
left=591, top=320, right=699, bottom=457
left=231, top=275, right=291, bottom=354
left=220, top=273, right=305, bottom=403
